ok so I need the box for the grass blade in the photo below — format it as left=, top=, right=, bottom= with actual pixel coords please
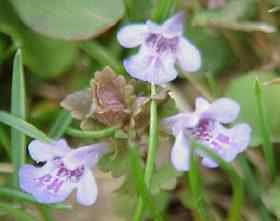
left=193, top=141, right=244, bottom=221
left=151, top=0, right=176, bottom=22
left=0, top=187, right=71, bottom=210
left=0, top=202, right=36, bottom=221
left=0, top=111, right=51, bottom=143
left=254, top=78, right=276, bottom=178
left=48, top=110, right=72, bottom=139
left=11, top=49, right=26, bottom=187
left=188, top=148, right=209, bottom=220
left=238, top=156, right=272, bottom=221
left=129, top=143, right=163, bottom=221
left=0, top=125, right=11, bottom=158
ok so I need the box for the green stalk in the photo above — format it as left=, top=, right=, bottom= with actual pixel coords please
left=151, top=0, right=176, bottom=22
left=188, top=148, right=208, bottom=221
left=11, top=49, right=26, bottom=188
left=193, top=142, right=243, bottom=221
left=48, top=111, right=72, bottom=139
left=133, top=84, right=159, bottom=221
left=238, top=157, right=272, bottom=221
left=80, top=42, right=124, bottom=74
left=66, top=127, right=117, bottom=139
left=144, top=84, right=158, bottom=185
left=254, top=79, right=276, bottom=178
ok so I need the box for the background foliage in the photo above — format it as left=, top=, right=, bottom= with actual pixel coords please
left=1, top=0, right=280, bottom=220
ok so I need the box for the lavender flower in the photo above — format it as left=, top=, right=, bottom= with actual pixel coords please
left=162, top=97, right=251, bottom=171
left=117, top=12, right=201, bottom=84
left=19, top=139, right=107, bottom=206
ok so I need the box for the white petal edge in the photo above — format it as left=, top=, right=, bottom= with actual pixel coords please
left=195, top=97, right=210, bottom=114
left=28, top=139, right=71, bottom=162
left=227, top=123, right=251, bottom=157
left=117, top=24, right=147, bottom=48
left=176, top=38, right=201, bottom=72
left=162, top=12, right=185, bottom=37
left=162, top=113, right=199, bottom=134
left=63, top=143, right=107, bottom=170
left=171, top=131, right=191, bottom=171
left=201, top=157, right=218, bottom=168
left=76, top=169, right=98, bottom=206
left=207, top=98, right=240, bottom=123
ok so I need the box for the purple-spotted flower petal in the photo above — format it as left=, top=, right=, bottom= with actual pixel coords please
left=19, top=140, right=107, bottom=206
left=117, top=12, right=201, bottom=85
left=162, top=97, right=251, bottom=171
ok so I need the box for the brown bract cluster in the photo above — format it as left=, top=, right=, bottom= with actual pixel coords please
left=61, top=67, right=136, bottom=130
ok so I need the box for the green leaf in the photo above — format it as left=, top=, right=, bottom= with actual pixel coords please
left=10, top=0, right=125, bottom=40
left=0, top=111, right=51, bottom=143
left=98, top=146, right=130, bottom=177
left=225, top=72, right=280, bottom=146
left=0, top=202, right=36, bottom=221
left=0, top=1, right=78, bottom=78
left=11, top=49, right=26, bottom=188
left=150, top=162, right=179, bottom=194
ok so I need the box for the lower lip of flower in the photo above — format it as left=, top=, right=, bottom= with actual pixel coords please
left=188, top=118, right=231, bottom=151
left=35, top=160, right=85, bottom=194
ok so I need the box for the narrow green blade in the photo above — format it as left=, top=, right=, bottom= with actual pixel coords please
left=11, top=49, right=26, bottom=187
left=48, top=110, right=71, bottom=139
left=0, top=202, right=36, bottom=221
left=0, top=111, right=51, bottom=143
left=254, top=78, right=276, bottom=178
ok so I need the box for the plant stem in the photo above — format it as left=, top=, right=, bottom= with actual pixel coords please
left=193, top=141, right=244, bottom=221
left=188, top=148, right=208, bottom=221
left=132, top=84, right=159, bottom=221
left=145, top=84, right=158, bottom=184
left=48, top=111, right=72, bottom=139
left=66, top=127, right=117, bottom=139
left=184, top=73, right=214, bottom=101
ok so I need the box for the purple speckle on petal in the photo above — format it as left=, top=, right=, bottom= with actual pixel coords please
left=34, top=159, right=85, bottom=194
left=216, top=134, right=230, bottom=144
left=145, top=33, right=179, bottom=54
